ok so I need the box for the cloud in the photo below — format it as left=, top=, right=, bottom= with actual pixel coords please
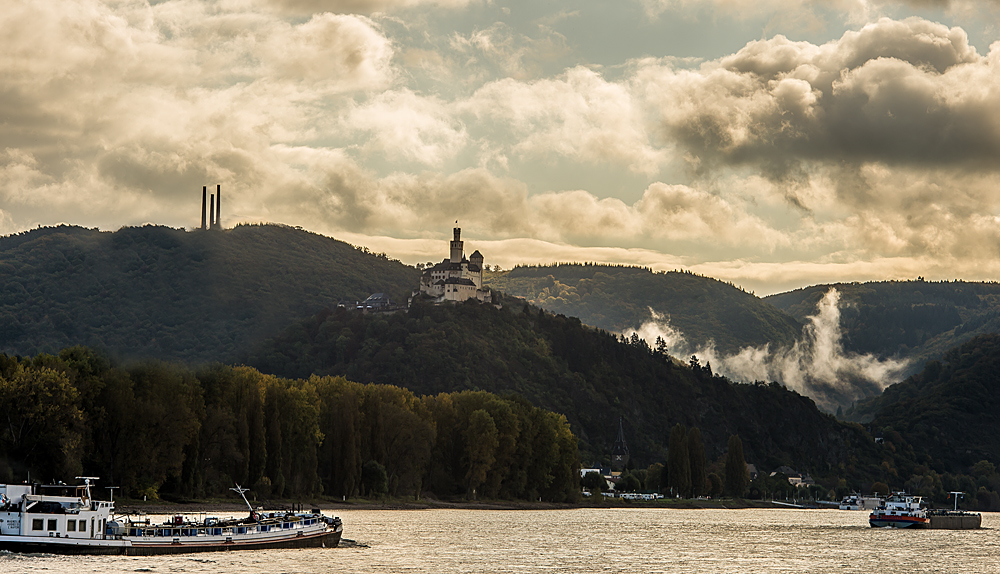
left=346, top=89, right=468, bottom=165
left=260, top=0, right=474, bottom=16
left=637, top=18, right=998, bottom=173
left=465, top=67, right=667, bottom=174
left=624, top=288, right=910, bottom=411
left=637, top=0, right=1000, bottom=24
left=449, top=21, right=572, bottom=81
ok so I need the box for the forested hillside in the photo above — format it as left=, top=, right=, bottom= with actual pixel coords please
left=765, top=280, right=1000, bottom=366
left=0, top=347, right=580, bottom=502
left=246, top=297, right=887, bottom=489
left=0, top=224, right=419, bottom=363
left=484, top=264, right=801, bottom=354
left=839, top=333, right=1000, bottom=509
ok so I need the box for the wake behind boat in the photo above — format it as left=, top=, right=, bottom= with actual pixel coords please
left=0, top=478, right=342, bottom=555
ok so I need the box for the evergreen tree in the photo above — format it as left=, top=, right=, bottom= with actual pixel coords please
left=724, top=434, right=749, bottom=498
left=687, top=427, right=707, bottom=497
left=667, top=424, right=690, bottom=497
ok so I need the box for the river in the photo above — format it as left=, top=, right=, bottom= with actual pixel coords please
left=1, top=507, right=995, bottom=573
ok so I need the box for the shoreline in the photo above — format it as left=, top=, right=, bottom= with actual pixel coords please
left=113, top=497, right=812, bottom=515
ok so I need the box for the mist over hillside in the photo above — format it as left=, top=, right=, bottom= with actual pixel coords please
left=766, top=280, right=1000, bottom=374
left=624, top=289, right=910, bottom=413
left=484, top=264, right=802, bottom=355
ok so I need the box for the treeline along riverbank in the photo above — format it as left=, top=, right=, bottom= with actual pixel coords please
left=0, top=347, right=580, bottom=503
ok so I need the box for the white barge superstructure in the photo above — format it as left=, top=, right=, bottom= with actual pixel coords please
left=0, top=479, right=342, bottom=555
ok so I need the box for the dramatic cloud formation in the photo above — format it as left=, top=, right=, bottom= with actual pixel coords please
left=624, top=289, right=911, bottom=411
left=2, top=0, right=1000, bottom=294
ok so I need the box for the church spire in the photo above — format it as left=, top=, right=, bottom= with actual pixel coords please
left=611, top=417, right=630, bottom=472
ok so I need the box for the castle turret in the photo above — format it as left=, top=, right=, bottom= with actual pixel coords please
left=469, top=250, right=484, bottom=288
left=450, top=227, right=463, bottom=264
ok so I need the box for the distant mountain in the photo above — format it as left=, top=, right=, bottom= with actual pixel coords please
left=246, top=296, right=883, bottom=485
left=847, top=333, right=1000, bottom=473
left=765, top=280, right=1000, bottom=369
left=0, top=224, right=419, bottom=363
left=484, top=264, right=802, bottom=355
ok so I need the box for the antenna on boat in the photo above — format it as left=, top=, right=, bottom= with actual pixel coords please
left=231, top=484, right=254, bottom=514
left=949, top=491, right=965, bottom=512
left=75, top=476, right=99, bottom=501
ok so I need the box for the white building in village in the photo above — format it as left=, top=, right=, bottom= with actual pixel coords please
left=415, top=227, right=492, bottom=304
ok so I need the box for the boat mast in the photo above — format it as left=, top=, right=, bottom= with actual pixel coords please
left=231, top=484, right=254, bottom=514
left=949, top=491, right=965, bottom=512
left=75, top=476, right=100, bottom=502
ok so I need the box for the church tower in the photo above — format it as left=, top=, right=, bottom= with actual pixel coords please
left=611, top=417, right=630, bottom=473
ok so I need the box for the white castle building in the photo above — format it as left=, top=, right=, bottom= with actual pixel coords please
left=416, top=227, right=492, bottom=304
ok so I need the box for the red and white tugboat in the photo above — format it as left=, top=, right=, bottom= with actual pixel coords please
left=869, top=493, right=928, bottom=528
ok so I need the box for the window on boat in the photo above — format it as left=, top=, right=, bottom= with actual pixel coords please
left=32, top=519, right=43, bottom=531
left=79, top=521, right=86, bottom=532
left=47, top=519, right=57, bottom=531
left=67, top=520, right=76, bottom=532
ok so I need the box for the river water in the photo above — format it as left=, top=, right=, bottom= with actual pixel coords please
left=1, top=507, right=996, bottom=573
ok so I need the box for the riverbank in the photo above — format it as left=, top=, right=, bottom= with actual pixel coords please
left=114, top=496, right=810, bottom=515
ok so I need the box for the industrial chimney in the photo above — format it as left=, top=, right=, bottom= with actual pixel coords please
left=210, top=194, right=215, bottom=229
left=216, top=184, right=221, bottom=230
left=201, top=186, right=207, bottom=230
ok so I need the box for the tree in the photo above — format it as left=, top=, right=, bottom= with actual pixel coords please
left=581, top=471, right=606, bottom=493
left=667, top=424, right=690, bottom=497
left=645, top=463, right=664, bottom=493
left=464, top=409, right=499, bottom=499
left=618, top=473, right=641, bottom=493
left=724, top=434, right=749, bottom=498
left=360, top=460, right=388, bottom=497
left=687, top=427, right=706, bottom=497
left=871, top=481, right=889, bottom=496
left=707, top=473, right=723, bottom=498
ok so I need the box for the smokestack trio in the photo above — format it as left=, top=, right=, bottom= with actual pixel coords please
left=200, top=184, right=222, bottom=230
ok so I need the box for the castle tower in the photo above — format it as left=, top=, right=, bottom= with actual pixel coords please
left=611, top=417, right=630, bottom=473
left=201, top=186, right=207, bottom=230
left=469, top=250, right=484, bottom=288
left=450, top=226, right=463, bottom=264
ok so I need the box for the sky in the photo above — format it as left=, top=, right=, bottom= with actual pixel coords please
left=4, top=0, right=1000, bottom=295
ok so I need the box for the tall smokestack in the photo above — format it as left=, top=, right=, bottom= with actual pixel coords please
left=216, top=184, right=221, bottom=230
left=210, top=195, right=215, bottom=230
left=201, top=186, right=207, bottom=230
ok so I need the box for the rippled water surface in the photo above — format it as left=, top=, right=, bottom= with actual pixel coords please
left=2, top=508, right=996, bottom=573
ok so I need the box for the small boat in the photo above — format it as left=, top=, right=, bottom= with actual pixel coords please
left=868, top=493, right=928, bottom=528
left=0, top=478, right=342, bottom=555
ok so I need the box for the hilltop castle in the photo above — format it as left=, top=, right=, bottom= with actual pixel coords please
left=415, top=227, right=492, bottom=304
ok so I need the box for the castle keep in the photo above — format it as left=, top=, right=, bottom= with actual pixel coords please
left=416, top=227, right=492, bottom=304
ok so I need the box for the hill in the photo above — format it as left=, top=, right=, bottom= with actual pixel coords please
left=484, top=264, right=802, bottom=355
left=245, top=297, right=886, bottom=489
left=765, top=280, right=1000, bottom=371
left=0, top=224, right=419, bottom=364
left=848, top=333, right=1000, bottom=472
